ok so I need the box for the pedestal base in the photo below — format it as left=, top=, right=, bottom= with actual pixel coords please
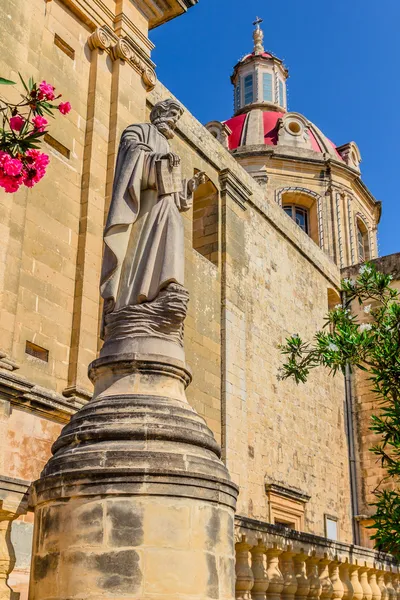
left=29, top=355, right=238, bottom=600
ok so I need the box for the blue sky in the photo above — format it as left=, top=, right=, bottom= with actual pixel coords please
left=150, top=0, right=400, bottom=258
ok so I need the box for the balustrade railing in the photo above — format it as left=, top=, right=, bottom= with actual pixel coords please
left=235, top=517, right=398, bottom=600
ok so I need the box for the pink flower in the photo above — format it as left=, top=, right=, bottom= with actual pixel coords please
left=0, top=172, right=22, bottom=193
left=58, top=101, right=71, bottom=115
left=32, top=115, right=48, bottom=132
left=0, top=151, right=23, bottom=177
left=9, top=115, right=25, bottom=131
left=38, top=80, right=55, bottom=101
left=3, top=158, right=23, bottom=177
left=22, top=149, right=49, bottom=188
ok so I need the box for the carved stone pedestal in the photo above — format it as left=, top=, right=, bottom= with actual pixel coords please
left=29, top=354, right=238, bottom=600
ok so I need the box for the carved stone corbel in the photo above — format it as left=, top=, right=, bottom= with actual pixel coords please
left=87, top=27, right=113, bottom=51
left=110, top=38, right=157, bottom=91
left=110, top=38, right=134, bottom=61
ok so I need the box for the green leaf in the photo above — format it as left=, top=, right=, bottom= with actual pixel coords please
left=18, top=73, right=29, bottom=93
left=0, top=77, right=16, bottom=85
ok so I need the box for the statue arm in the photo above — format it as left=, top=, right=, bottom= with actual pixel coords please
left=177, top=172, right=207, bottom=212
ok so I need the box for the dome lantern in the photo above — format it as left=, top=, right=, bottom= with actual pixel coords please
left=231, top=18, right=289, bottom=116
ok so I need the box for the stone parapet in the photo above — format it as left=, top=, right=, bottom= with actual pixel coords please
left=234, top=516, right=398, bottom=600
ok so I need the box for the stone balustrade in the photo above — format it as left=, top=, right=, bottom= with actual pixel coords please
left=235, top=517, right=399, bottom=600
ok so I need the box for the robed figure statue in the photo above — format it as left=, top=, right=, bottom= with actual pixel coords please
left=99, top=99, right=205, bottom=362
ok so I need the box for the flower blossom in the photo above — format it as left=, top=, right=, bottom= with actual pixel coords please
left=38, top=81, right=55, bottom=101
left=359, top=265, right=372, bottom=276
left=58, top=101, right=71, bottom=115
left=359, top=323, right=372, bottom=333
left=32, top=115, right=48, bottom=132
left=22, top=149, right=49, bottom=188
left=327, top=342, right=339, bottom=352
left=343, top=278, right=356, bottom=288
left=9, top=115, right=25, bottom=131
left=363, top=304, right=372, bottom=314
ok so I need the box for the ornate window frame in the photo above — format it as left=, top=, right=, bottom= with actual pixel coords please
left=275, top=187, right=324, bottom=250
left=355, top=212, right=372, bottom=262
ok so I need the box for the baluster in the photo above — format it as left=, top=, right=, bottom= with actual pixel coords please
left=378, top=570, right=388, bottom=600
left=359, top=566, right=372, bottom=600
left=294, top=552, right=310, bottom=600
left=281, top=549, right=298, bottom=600
left=266, top=546, right=284, bottom=600
left=350, top=565, right=363, bottom=600
left=319, top=556, right=334, bottom=600
left=236, top=536, right=255, bottom=600
left=251, top=540, right=269, bottom=600
left=307, top=556, right=322, bottom=600
left=368, top=570, right=382, bottom=600
left=340, top=560, right=354, bottom=600
left=385, top=572, right=395, bottom=600
left=330, top=560, right=344, bottom=600
left=391, top=573, right=400, bottom=600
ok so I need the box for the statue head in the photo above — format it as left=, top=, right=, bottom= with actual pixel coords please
left=150, top=99, right=184, bottom=139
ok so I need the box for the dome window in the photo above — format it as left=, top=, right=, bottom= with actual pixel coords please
left=279, top=80, right=285, bottom=107
left=234, top=80, right=241, bottom=112
left=263, top=73, right=273, bottom=102
left=288, top=121, right=302, bottom=135
left=244, top=74, right=254, bottom=104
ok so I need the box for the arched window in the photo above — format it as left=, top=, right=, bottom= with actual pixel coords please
left=356, top=219, right=370, bottom=262
left=192, top=174, right=219, bottom=266
left=283, top=205, right=309, bottom=234
left=280, top=190, right=321, bottom=246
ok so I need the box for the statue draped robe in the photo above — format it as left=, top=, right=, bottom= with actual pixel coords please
left=100, top=123, right=191, bottom=337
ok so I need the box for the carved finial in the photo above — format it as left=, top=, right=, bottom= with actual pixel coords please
left=253, top=17, right=264, bottom=55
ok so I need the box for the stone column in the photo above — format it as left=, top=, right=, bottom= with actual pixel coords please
left=28, top=354, right=238, bottom=599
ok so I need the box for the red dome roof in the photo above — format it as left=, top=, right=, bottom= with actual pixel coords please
left=224, top=111, right=343, bottom=159
left=240, top=51, right=273, bottom=62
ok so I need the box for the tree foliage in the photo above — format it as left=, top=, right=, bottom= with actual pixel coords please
left=279, top=263, right=400, bottom=556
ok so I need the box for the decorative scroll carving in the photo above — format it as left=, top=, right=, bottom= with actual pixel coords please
left=88, top=26, right=113, bottom=51
left=87, top=27, right=157, bottom=91
left=110, top=37, right=157, bottom=91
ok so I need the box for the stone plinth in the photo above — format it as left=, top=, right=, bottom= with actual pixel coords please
left=29, top=354, right=238, bottom=600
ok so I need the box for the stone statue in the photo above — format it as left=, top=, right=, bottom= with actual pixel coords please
left=100, top=99, right=205, bottom=361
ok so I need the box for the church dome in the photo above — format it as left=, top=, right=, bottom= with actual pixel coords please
left=224, top=110, right=343, bottom=161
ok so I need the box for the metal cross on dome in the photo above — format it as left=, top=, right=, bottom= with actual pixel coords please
left=253, top=16, right=263, bottom=29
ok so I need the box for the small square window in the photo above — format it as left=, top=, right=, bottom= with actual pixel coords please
left=325, top=515, right=338, bottom=540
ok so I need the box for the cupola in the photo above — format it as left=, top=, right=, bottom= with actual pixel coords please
left=231, top=18, right=288, bottom=115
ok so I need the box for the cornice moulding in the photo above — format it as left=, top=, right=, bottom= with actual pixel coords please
left=0, top=368, right=84, bottom=423
left=133, top=0, right=198, bottom=29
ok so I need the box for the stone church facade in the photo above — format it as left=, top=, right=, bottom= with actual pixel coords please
left=0, top=0, right=398, bottom=598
